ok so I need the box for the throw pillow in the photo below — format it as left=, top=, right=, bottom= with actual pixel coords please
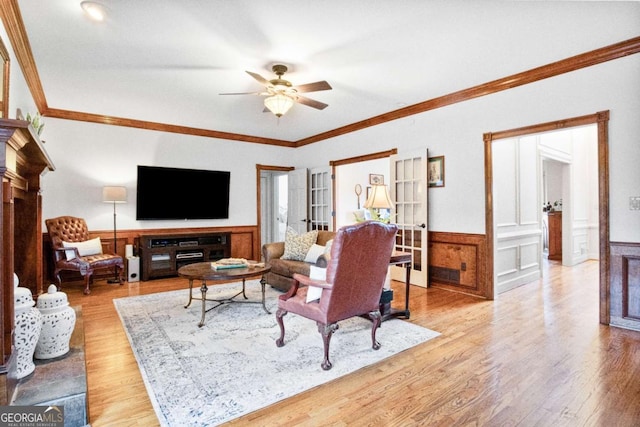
left=281, top=227, right=318, bottom=261
left=62, top=237, right=103, bottom=260
left=306, top=265, right=327, bottom=303
left=323, top=239, right=333, bottom=257
left=304, top=244, right=326, bottom=263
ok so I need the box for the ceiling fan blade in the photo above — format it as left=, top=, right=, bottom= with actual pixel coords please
left=294, top=80, right=332, bottom=93
left=295, top=95, right=329, bottom=110
left=246, top=71, right=270, bottom=86
left=219, top=91, right=263, bottom=95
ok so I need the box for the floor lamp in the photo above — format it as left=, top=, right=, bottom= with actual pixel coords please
left=103, top=186, right=127, bottom=283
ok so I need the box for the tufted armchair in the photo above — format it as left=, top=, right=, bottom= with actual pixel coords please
left=275, top=221, right=398, bottom=370
left=45, top=216, right=124, bottom=295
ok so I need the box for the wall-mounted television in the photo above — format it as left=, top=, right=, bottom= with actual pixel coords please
left=136, top=165, right=230, bottom=220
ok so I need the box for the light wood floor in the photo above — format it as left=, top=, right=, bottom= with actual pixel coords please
left=65, top=260, right=640, bottom=426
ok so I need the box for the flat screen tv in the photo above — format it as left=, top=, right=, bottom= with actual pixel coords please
left=136, top=165, right=230, bottom=220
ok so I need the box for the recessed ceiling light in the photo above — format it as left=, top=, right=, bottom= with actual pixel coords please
left=80, top=1, right=107, bottom=22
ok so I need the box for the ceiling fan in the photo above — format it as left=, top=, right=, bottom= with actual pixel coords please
left=220, top=64, right=332, bottom=117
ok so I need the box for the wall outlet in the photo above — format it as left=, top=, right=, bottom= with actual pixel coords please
left=630, top=196, right=640, bottom=210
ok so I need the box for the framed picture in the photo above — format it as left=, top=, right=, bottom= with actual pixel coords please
left=428, top=156, right=445, bottom=187
left=369, top=174, right=384, bottom=185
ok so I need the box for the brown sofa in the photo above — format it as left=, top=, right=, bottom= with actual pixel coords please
left=262, top=230, right=335, bottom=292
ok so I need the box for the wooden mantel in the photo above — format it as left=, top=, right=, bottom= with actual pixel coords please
left=0, top=118, right=54, bottom=404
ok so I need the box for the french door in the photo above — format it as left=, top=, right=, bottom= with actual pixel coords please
left=390, top=149, right=428, bottom=287
left=309, top=167, right=332, bottom=231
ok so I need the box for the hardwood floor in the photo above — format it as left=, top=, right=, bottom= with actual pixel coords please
left=64, top=260, right=640, bottom=426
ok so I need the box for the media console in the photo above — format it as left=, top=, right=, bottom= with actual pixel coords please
left=139, top=232, right=231, bottom=281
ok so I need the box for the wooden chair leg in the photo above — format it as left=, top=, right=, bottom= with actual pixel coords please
left=53, top=269, right=63, bottom=290
left=275, top=308, right=287, bottom=347
left=83, top=273, right=92, bottom=295
left=369, top=310, right=382, bottom=350
left=318, top=322, right=339, bottom=370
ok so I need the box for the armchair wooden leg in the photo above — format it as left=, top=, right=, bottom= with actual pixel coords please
left=275, top=308, right=288, bottom=347
left=83, top=274, right=92, bottom=295
left=318, top=322, right=339, bottom=371
left=369, top=310, right=382, bottom=350
left=53, top=269, right=62, bottom=289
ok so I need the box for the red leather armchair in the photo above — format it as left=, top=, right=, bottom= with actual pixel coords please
left=45, top=216, right=124, bottom=295
left=275, top=221, right=398, bottom=370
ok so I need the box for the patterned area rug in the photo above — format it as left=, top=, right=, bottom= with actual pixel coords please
left=114, top=281, right=440, bottom=426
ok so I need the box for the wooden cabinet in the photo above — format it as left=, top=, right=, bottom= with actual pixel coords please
left=547, top=212, right=562, bottom=261
left=139, top=232, right=231, bottom=281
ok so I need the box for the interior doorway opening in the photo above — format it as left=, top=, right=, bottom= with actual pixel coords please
left=257, top=165, right=294, bottom=252
left=484, top=111, right=610, bottom=324
left=260, top=170, right=288, bottom=245
left=491, top=124, right=599, bottom=294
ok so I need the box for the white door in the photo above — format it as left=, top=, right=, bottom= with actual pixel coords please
left=287, top=168, right=308, bottom=234
left=309, top=166, right=333, bottom=231
left=390, top=150, right=428, bottom=287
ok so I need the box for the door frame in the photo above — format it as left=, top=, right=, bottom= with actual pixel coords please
left=256, top=164, right=294, bottom=251
left=484, top=111, right=610, bottom=324
left=329, top=149, right=398, bottom=232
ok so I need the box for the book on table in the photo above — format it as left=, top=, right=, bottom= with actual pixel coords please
left=210, top=258, right=266, bottom=270
left=211, top=258, right=247, bottom=270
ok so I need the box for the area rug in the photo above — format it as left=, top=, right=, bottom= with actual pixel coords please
left=114, top=281, right=440, bottom=426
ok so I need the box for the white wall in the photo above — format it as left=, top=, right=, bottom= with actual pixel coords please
left=543, top=160, right=563, bottom=209
left=38, top=119, right=295, bottom=231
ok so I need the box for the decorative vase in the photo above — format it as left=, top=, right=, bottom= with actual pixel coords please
left=14, top=286, right=42, bottom=379
left=35, top=284, right=76, bottom=360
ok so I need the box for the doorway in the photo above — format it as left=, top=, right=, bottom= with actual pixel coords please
left=256, top=165, right=293, bottom=250
left=491, top=126, right=598, bottom=294
left=484, top=111, right=610, bottom=324
left=541, top=158, right=569, bottom=262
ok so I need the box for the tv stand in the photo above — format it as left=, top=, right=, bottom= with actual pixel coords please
left=139, top=232, right=231, bottom=281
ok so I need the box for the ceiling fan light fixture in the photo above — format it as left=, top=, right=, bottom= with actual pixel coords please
left=264, top=94, right=294, bottom=117
left=80, top=1, right=107, bottom=21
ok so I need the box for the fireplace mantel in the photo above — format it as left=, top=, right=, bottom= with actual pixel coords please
left=0, top=118, right=54, bottom=404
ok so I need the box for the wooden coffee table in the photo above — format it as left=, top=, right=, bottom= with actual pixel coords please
left=178, top=261, right=271, bottom=327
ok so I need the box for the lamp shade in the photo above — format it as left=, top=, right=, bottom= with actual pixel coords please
left=102, top=186, right=127, bottom=203
left=364, top=184, right=393, bottom=209
left=264, top=94, right=294, bottom=117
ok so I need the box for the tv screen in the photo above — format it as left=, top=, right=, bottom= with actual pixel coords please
left=136, top=165, right=230, bottom=220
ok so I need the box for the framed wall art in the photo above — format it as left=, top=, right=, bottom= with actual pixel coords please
left=428, top=156, right=445, bottom=187
left=369, top=174, right=384, bottom=185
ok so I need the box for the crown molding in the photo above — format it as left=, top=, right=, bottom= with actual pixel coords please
left=44, top=108, right=296, bottom=147
left=0, top=0, right=47, bottom=112
left=1, top=0, right=638, bottom=148
left=297, top=36, right=640, bottom=146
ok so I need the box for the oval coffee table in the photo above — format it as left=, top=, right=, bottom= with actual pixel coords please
left=178, top=261, right=271, bottom=327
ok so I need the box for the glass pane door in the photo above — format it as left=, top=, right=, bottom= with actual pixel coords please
left=309, top=167, right=332, bottom=231
left=391, top=150, right=428, bottom=287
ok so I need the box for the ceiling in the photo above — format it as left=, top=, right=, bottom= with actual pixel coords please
left=11, top=1, right=640, bottom=145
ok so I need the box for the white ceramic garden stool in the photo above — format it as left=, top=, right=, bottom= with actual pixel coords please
left=35, top=284, right=76, bottom=359
left=14, top=285, right=42, bottom=379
